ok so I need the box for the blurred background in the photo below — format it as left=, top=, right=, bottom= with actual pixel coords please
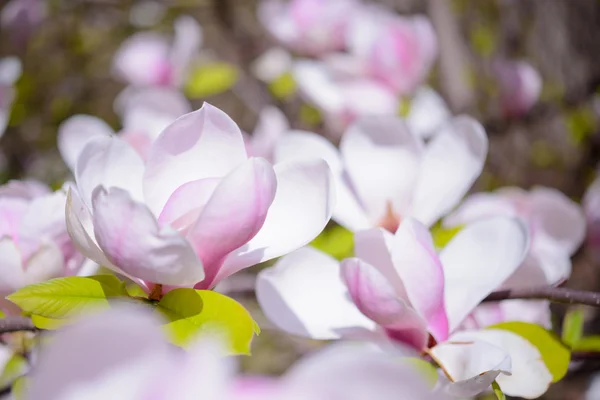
left=1, top=0, right=600, bottom=398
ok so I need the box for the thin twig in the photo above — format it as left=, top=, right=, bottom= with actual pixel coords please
left=0, top=316, right=37, bottom=334
left=484, top=286, right=600, bottom=307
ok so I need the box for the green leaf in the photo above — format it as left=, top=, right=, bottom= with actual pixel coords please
left=489, top=321, right=570, bottom=382
left=0, top=354, right=27, bottom=391
left=401, top=358, right=438, bottom=387
left=184, top=62, right=239, bottom=99
left=126, top=283, right=148, bottom=299
left=31, top=314, right=70, bottom=330
left=7, top=275, right=129, bottom=320
left=572, top=335, right=600, bottom=352
left=12, top=376, right=28, bottom=400
left=299, top=104, right=322, bottom=126
left=562, top=308, right=585, bottom=347
left=0, top=310, right=5, bottom=319
left=156, top=289, right=259, bottom=354
left=310, top=225, right=354, bottom=260
left=491, top=381, right=506, bottom=400
left=268, top=72, right=297, bottom=99
left=430, top=223, right=463, bottom=250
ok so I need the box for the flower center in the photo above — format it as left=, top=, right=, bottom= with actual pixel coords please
left=378, top=201, right=402, bottom=233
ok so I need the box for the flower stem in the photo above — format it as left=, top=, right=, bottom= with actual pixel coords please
left=148, top=284, right=163, bottom=302
left=484, top=286, right=600, bottom=307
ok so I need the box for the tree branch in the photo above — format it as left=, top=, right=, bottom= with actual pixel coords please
left=484, top=286, right=600, bottom=307
left=0, top=316, right=37, bottom=334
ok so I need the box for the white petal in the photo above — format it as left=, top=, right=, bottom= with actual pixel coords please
left=406, top=87, right=450, bottom=139
left=58, top=115, right=114, bottom=171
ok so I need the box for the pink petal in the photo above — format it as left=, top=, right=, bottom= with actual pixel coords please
left=443, top=192, right=517, bottom=228
left=144, top=103, right=248, bottom=215
left=341, top=258, right=429, bottom=350
left=92, top=187, right=204, bottom=286
left=218, top=158, right=334, bottom=283
left=58, top=114, right=114, bottom=170
left=0, top=238, right=24, bottom=295
left=248, top=106, right=289, bottom=160
left=188, top=158, right=277, bottom=288
left=112, top=32, right=172, bottom=86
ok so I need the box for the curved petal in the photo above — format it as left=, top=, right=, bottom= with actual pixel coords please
left=188, top=158, right=277, bottom=288
left=92, top=187, right=204, bottom=286
left=390, top=218, right=448, bottom=341
left=441, top=217, right=529, bottom=332
left=341, top=258, right=428, bottom=349
left=144, top=103, right=248, bottom=215
left=525, top=237, right=572, bottom=286
left=23, top=241, right=64, bottom=286
left=443, top=192, right=517, bottom=228
left=58, top=115, right=114, bottom=171
left=75, top=136, right=145, bottom=211
left=529, top=187, right=586, bottom=256
left=410, top=116, right=488, bottom=227
left=454, top=329, right=552, bottom=399
left=0, top=238, right=24, bottom=295
left=218, top=158, right=334, bottom=282
left=432, top=334, right=511, bottom=398
left=292, top=60, right=345, bottom=114
left=274, top=131, right=370, bottom=231
left=112, top=32, right=172, bottom=86
left=406, top=86, right=450, bottom=139
left=340, top=116, right=423, bottom=222
left=249, top=106, right=290, bottom=160
left=256, top=247, right=375, bottom=339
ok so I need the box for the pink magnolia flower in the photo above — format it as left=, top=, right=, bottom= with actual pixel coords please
left=0, top=0, right=47, bottom=47
left=244, top=106, right=290, bottom=161
left=27, top=306, right=441, bottom=400
left=275, top=114, right=487, bottom=231
left=292, top=59, right=399, bottom=136
left=493, top=60, right=542, bottom=118
left=257, top=217, right=553, bottom=397
left=0, top=180, right=84, bottom=310
left=65, top=103, right=334, bottom=293
left=58, top=87, right=191, bottom=165
left=112, top=15, right=202, bottom=87
left=460, top=299, right=552, bottom=331
left=0, top=57, right=21, bottom=138
left=258, top=0, right=359, bottom=56
left=346, top=8, right=438, bottom=95
left=444, top=186, right=586, bottom=288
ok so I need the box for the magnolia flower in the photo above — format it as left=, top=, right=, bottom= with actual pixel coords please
left=493, top=60, right=542, bottom=118
left=444, top=186, right=586, bottom=288
left=257, top=217, right=553, bottom=397
left=275, top=114, right=487, bottom=231
left=27, top=306, right=441, bottom=400
left=583, top=174, right=600, bottom=251
left=58, top=87, right=191, bottom=166
left=0, top=180, right=84, bottom=311
left=244, top=106, right=290, bottom=161
left=346, top=8, right=437, bottom=95
left=0, top=0, right=47, bottom=47
left=460, top=299, right=551, bottom=330
left=0, top=56, right=21, bottom=138
left=258, top=0, right=359, bottom=56
left=404, top=86, right=451, bottom=139
left=65, top=103, right=334, bottom=293
left=112, top=15, right=202, bottom=87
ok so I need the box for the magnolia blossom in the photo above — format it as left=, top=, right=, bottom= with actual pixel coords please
left=275, top=114, right=487, bottom=231
left=244, top=106, right=290, bottom=161
left=0, top=180, right=84, bottom=310
left=0, top=0, right=47, bottom=46
left=346, top=7, right=437, bottom=95
left=27, top=306, right=440, bottom=400
left=258, top=0, right=359, bottom=56
left=257, top=217, right=553, bottom=397
left=0, top=56, right=21, bottom=138
left=493, top=60, right=542, bottom=118
left=65, top=103, right=334, bottom=293
left=444, top=186, right=586, bottom=287
left=58, top=87, right=191, bottom=165
left=460, top=299, right=551, bottom=331
left=112, top=15, right=202, bottom=87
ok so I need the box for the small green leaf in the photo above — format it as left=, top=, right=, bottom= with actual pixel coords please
left=126, top=283, right=148, bottom=298
left=489, top=321, right=570, bottom=382
left=310, top=225, right=354, bottom=260
left=572, top=335, right=600, bottom=352
left=12, top=376, right=28, bottom=400
left=0, top=310, right=6, bottom=319
left=185, top=62, right=239, bottom=99
left=562, top=308, right=585, bottom=347
left=268, top=72, right=297, bottom=99
left=401, top=358, right=438, bottom=387
left=0, top=354, right=27, bottom=389
left=430, top=223, right=463, bottom=250
left=7, top=275, right=129, bottom=320
left=156, top=289, right=258, bottom=354
left=491, top=381, right=505, bottom=400
left=299, top=104, right=322, bottom=126
left=30, top=314, right=70, bottom=330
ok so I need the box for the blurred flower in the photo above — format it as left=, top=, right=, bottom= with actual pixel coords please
left=65, top=103, right=334, bottom=294
left=258, top=0, right=360, bottom=56
left=0, top=0, right=47, bottom=47
left=493, top=60, right=542, bottom=118
left=0, top=180, right=84, bottom=311
left=257, top=217, right=552, bottom=397
left=404, top=86, right=451, bottom=139
left=112, top=15, right=202, bottom=87
left=58, top=87, right=191, bottom=165
left=27, top=306, right=441, bottom=400
left=444, top=186, right=585, bottom=287
left=460, top=299, right=552, bottom=331
left=0, top=56, right=21, bottom=138
left=583, top=174, right=600, bottom=252
left=275, top=115, right=487, bottom=231
left=244, top=106, right=290, bottom=161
